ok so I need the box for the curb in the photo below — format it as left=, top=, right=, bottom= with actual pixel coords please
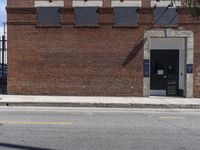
left=0, top=102, right=200, bottom=109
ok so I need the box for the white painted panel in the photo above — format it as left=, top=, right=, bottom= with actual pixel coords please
left=151, top=0, right=182, bottom=7
left=150, top=38, right=186, bottom=91
left=150, top=90, right=166, bottom=96
left=73, top=0, right=103, bottom=7
left=186, top=74, right=193, bottom=98
left=143, top=78, right=150, bottom=97
left=151, top=38, right=185, bottom=49
left=112, top=1, right=142, bottom=7
left=35, top=0, right=64, bottom=7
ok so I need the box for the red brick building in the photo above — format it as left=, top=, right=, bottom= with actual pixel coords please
left=7, top=0, right=200, bottom=97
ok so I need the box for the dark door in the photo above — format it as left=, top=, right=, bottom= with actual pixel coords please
left=150, top=50, right=179, bottom=96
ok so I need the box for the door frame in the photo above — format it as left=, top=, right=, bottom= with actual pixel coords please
left=143, top=29, right=194, bottom=98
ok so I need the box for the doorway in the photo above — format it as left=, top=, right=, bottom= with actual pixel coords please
left=150, top=50, right=179, bottom=96
left=143, top=30, right=194, bottom=98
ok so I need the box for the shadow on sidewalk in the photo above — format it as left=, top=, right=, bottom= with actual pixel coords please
left=0, top=142, right=55, bottom=150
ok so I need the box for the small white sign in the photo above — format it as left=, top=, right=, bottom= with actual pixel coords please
left=157, top=70, right=164, bottom=75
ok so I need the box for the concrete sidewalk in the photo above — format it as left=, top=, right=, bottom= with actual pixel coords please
left=0, top=95, right=200, bottom=109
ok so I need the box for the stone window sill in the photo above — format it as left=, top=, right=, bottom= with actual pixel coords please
left=112, top=25, right=139, bottom=28
left=74, top=25, right=100, bottom=28
left=153, top=25, right=178, bottom=28
left=36, top=25, right=62, bottom=28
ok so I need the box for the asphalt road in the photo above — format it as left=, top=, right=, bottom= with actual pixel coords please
left=0, top=107, right=200, bottom=150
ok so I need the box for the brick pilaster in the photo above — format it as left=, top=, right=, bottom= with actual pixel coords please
left=64, top=0, right=73, bottom=7
left=142, top=0, right=151, bottom=7
left=103, top=0, right=112, bottom=7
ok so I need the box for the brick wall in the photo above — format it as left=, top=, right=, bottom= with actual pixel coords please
left=7, top=0, right=34, bottom=7
left=178, top=8, right=200, bottom=97
left=192, top=26, right=200, bottom=97
left=7, top=0, right=72, bottom=7
left=7, top=0, right=200, bottom=97
left=7, top=6, right=150, bottom=96
left=7, top=25, right=144, bottom=96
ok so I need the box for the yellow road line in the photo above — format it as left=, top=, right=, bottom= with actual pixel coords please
left=159, top=116, right=184, bottom=119
left=0, top=121, right=72, bottom=125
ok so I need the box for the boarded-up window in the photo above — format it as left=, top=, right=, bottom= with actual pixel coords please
left=154, top=7, right=178, bottom=25
left=75, top=7, right=99, bottom=26
left=37, top=7, right=60, bottom=26
left=114, top=7, right=138, bottom=26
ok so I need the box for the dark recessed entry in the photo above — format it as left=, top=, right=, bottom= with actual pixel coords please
left=150, top=50, right=179, bottom=96
left=37, top=7, right=61, bottom=26
left=75, top=7, right=99, bottom=26
left=154, top=7, right=178, bottom=25
left=114, top=7, right=138, bottom=26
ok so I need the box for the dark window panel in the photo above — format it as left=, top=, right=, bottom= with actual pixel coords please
left=75, top=7, right=99, bottom=26
left=154, top=7, right=178, bottom=25
left=114, top=7, right=138, bottom=26
left=37, top=7, right=60, bottom=26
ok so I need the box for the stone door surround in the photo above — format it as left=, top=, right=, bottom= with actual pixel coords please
left=143, top=29, right=194, bottom=98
